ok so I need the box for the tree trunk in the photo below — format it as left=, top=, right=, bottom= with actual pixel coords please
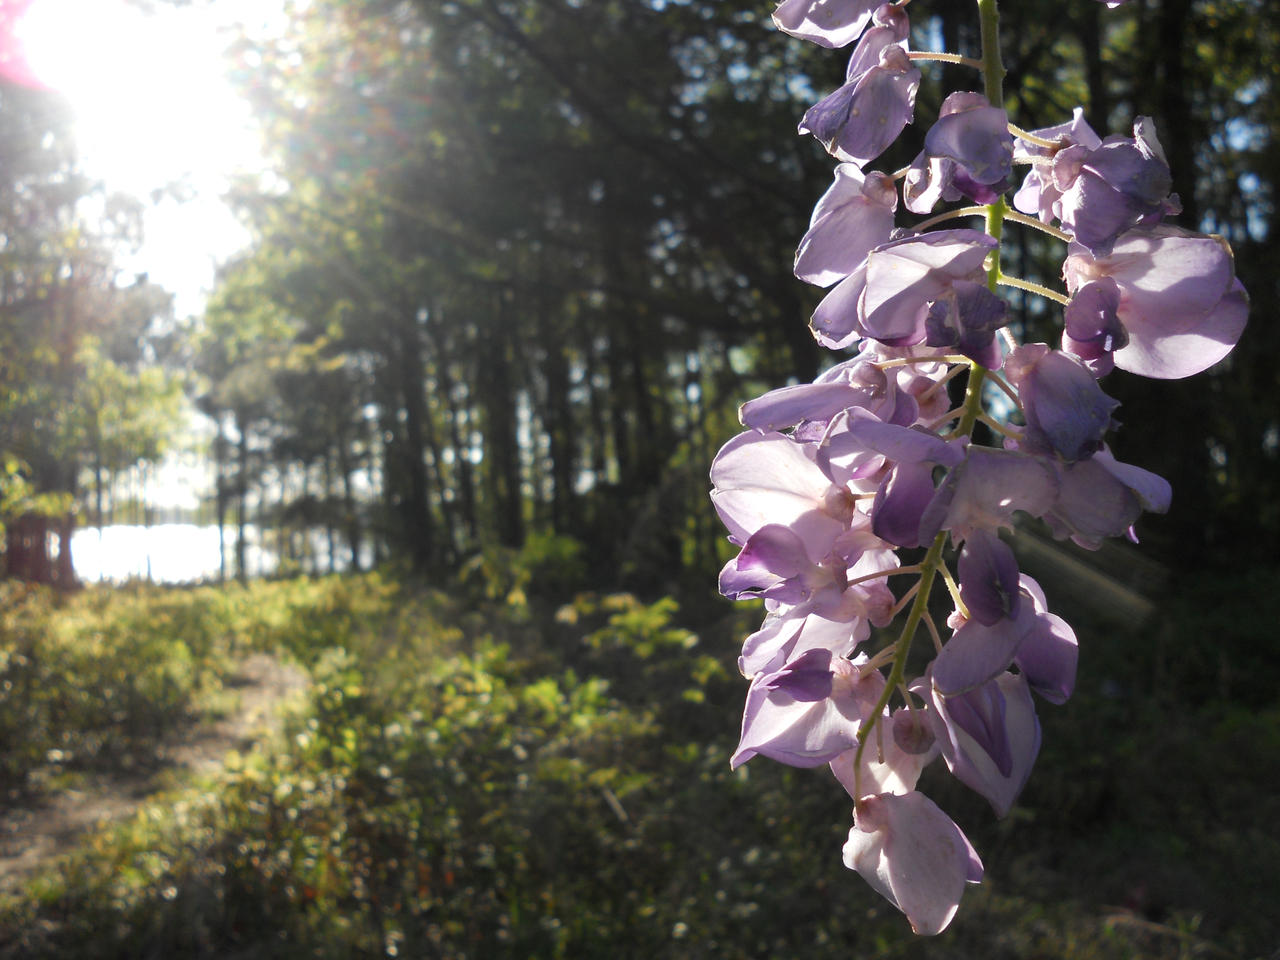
left=337, top=424, right=362, bottom=572
left=1157, top=0, right=1199, bottom=225
left=426, top=307, right=478, bottom=545
left=389, top=307, right=435, bottom=571
left=214, top=422, right=228, bottom=583
left=54, top=513, right=76, bottom=588
left=479, top=292, right=524, bottom=547
left=535, top=275, right=576, bottom=534
left=1077, top=2, right=1109, bottom=128
left=324, top=448, right=337, bottom=574
left=234, top=408, right=250, bottom=583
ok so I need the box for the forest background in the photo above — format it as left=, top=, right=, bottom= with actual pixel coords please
left=2, top=0, right=1279, bottom=957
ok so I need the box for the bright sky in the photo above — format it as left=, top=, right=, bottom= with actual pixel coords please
left=6, top=0, right=285, bottom=315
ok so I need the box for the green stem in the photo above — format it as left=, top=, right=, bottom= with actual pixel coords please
left=912, top=205, right=987, bottom=232
left=939, top=561, right=966, bottom=617
left=852, top=530, right=947, bottom=792
left=978, top=0, right=1007, bottom=285
left=978, top=411, right=1024, bottom=441
left=909, top=51, right=984, bottom=70
left=851, top=0, right=1009, bottom=804
left=957, top=361, right=988, bottom=438
left=1002, top=208, right=1072, bottom=243
left=977, top=0, right=1005, bottom=110
left=913, top=205, right=1070, bottom=245
left=1007, top=122, right=1056, bottom=148
left=846, top=564, right=922, bottom=589
left=997, top=273, right=1069, bottom=305
left=853, top=350, right=989, bottom=798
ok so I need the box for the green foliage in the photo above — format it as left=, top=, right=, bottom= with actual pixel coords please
left=3, top=572, right=1275, bottom=959
left=576, top=593, right=694, bottom=660
left=0, top=583, right=235, bottom=788
left=459, top=533, right=589, bottom=609
left=0, top=574, right=404, bottom=791
left=559, top=592, right=727, bottom=714
left=0, top=454, right=72, bottom=530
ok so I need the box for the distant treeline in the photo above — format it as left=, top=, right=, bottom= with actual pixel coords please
left=4, top=0, right=1277, bottom=588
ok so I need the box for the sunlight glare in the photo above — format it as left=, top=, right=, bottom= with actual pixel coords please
left=16, top=0, right=262, bottom=197
left=9, top=0, right=283, bottom=312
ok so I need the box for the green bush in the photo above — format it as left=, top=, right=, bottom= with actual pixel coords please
left=3, top=573, right=1277, bottom=959
left=0, top=583, right=237, bottom=786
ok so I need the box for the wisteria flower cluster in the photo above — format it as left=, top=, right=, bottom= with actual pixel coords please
left=712, top=0, right=1247, bottom=935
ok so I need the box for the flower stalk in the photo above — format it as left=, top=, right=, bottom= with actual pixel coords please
left=713, top=0, right=1247, bottom=936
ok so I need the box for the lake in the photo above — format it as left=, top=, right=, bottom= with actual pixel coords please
left=70, top=524, right=364, bottom=583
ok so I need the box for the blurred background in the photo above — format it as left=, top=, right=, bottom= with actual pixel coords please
left=1, top=0, right=1278, bottom=957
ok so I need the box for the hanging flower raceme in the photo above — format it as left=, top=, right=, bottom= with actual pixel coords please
left=713, top=0, right=1247, bottom=935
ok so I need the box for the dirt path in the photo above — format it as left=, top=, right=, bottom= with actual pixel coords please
left=0, top=653, right=309, bottom=893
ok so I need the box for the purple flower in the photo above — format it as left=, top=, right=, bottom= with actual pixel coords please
left=919, top=445, right=1059, bottom=543
left=745, top=343, right=957, bottom=437
left=759, top=342, right=956, bottom=433
left=867, top=461, right=938, bottom=548
left=740, top=380, right=889, bottom=434
left=825, top=417, right=962, bottom=547
left=1041, top=446, right=1170, bottom=549
left=1013, top=108, right=1102, bottom=223
left=722, top=523, right=893, bottom=624
left=1002, top=343, right=1120, bottom=462
left=931, top=609, right=1038, bottom=697
left=1063, top=225, right=1249, bottom=379
left=925, top=671, right=1041, bottom=817
left=839, top=2, right=909, bottom=86
left=934, top=545, right=1077, bottom=700
left=838, top=412, right=965, bottom=467
left=860, top=344, right=958, bottom=425
left=799, top=7, right=919, bottom=166
left=771, top=0, right=882, bottom=48
left=932, top=614, right=1031, bottom=698
left=830, top=707, right=939, bottom=799
left=843, top=791, right=983, bottom=935
left=811, top=229, right=997, bottom=350
left=1015, top=114, right=1178, bottom=254
left=710, top=430, right=853, bottom=556
left=923, top=279, right=1007, bottom=369
left=795, top=164, right=897, bottom=287
left=810, top=412, right=892, bottom=491
left=1056, top=118, right=1180, bottom=254
left=739, top=610, right=870, bottom=678
left=718, top=523, right=847, bottom=611
left=710, top=0, right=1249, bottom=934
left=1012, top=575, right=1078, bottom=704
left=732, top=650, right=884, bottom=767
left=957, top=529, right=1021, bottom=626
left=905, top=92, right=1014, bottom=213
left=1062, top=277, right=1127, bottom=376
left=739, top=347, right=921, bottom=434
